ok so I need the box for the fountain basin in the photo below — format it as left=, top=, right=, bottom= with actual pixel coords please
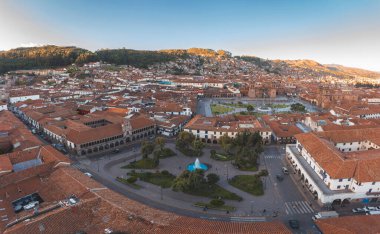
left=187, top=158, right=208, bottom=172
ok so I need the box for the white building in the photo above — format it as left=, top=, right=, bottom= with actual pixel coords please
left=0, top=102, right=7, bottom=111
left=184, top=115, right=272, bottom=144
left=286, top=128, right=380, bottom=205
left=9, top=94, right=40, bottom=104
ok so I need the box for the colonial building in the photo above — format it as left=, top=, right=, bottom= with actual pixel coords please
left=286, top=128, right=380, bottom=205
left=184, top=114, right=272, bottom=144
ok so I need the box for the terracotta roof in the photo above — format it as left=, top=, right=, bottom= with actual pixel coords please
left=129, top=115, right=155, bottom=130
left=315, top=215, right=380, bottom=234
left=296, top=132, right=380, bottom=182
left=66, top=123, right=123, bottom=144
left=317, top=127, right=380, bottom=143
left=2, top=167, right=290, bottom=234
left=0, top=155, right=12, bottom=173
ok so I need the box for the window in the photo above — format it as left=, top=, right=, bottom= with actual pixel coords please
left=372, top=182, right=376, bottom=185
left=350, top=143, right=352, bottom=145
left=343, top=143, right=346, bottom=146
left=337, top=185, right=341, bottom=189
left=339, top=179, right=343, bottom=182
left=348, top=178, right=351, bottom=181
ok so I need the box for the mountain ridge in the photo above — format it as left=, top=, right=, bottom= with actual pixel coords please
left=0, top=45, right=379, bottom=79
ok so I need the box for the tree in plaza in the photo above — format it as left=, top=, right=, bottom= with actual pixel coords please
left=207, top=173, right=220, bottom=185
left=176, top=131, right=195, bottom=149
left=155, top=136, right=166, bottom=151
left=290, top=103, right=306, bottom=112
left=246, top=104, right=255, bottom=112
left=141, top=141, right=155, bottom=159
left=172, top=169, right=205, bottom=192
left=219, top=134, right=233, bottom=154
left=192, top=139, right=205, bottom=156
left=232, top=131, right=263, bottom=169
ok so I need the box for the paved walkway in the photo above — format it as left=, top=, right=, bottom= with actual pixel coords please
left=79, top=143, right=283, bottom=216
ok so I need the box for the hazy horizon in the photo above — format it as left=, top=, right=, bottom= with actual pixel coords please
left=1, top=0, right=379, bottom=71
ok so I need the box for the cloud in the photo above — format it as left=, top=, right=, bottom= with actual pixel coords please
left=20, top=42, right=46, bottom=48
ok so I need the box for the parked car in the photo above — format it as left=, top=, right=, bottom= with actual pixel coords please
left=23, top=201, right=39, bottom=210
left=288, top=220, right=299, bottom=229
left=276, top=174, right=284, bottom=181
left=364, top=206, right=378, bottom=212
left=352, top=208, right=366, bottom=213
left=113, top=149, right=120, bottom=154
left=312, top=211, right=339, bottom=220
left=282, top=167, right=289, bottom=175
left=84, top=172, right=93, bottom=178
left=367, top=210, right=380, bottom=215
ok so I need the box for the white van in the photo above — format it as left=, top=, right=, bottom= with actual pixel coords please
left=367, top=210, right=380, bottom=215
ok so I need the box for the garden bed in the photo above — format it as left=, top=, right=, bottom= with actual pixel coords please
left=228, top=175, right=264, bottom=196
left=128, top=171, right=175, bottom=188
left=184, top=184, right=242, bottom=201
left=116, top=177, right=141, bottom=189
left=121, top=158, right=158, bottom=169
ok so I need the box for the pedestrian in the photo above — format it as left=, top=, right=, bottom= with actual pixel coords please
left=263, top=209, right=266, bottom=213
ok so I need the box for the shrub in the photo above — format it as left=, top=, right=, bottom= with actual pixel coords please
left=161, top=170, right=170, bottom=176
left=127, top=176, right=137, bottom=184
left=210, top=149, right=216, bottom=156
left=210, top=199, right=225, bottom=207
left=207, top=173, right=220, bottom=184
left=258, top=169, right=268, bottom=177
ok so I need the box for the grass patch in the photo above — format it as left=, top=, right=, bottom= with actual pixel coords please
left=236, top=166, right=258, bottom=171
left=268, top=103, right=289, bottom=108
left=128, top=171, right=175, bottom=188
left=154, top=148, right=176, bottom=159
left=184, top=184, right=242, bottom=201
left=223, top=103, right=254, bottom=108
left=116, top=177, right=141, bottom=189
left=122, top=158, right=158, bottom=169
left=228, top=175, right=264, bottom=196
left=211, top=153, right=234, bottom=161
left=211, top=104, right=233, bottom=115
left=194, top=202, right=236, bottom=212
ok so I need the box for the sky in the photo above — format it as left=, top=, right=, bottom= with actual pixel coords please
left=0, top=0, right=379, bottom=71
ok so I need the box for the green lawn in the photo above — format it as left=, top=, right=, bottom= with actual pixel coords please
left=223, top=103, right=254, bottom=108
left=211, top=153, right=234, bottom=161
left=128, top=171, right=175, bottom=188
left=228, top=175, right=264, bottom=196
left=210, top=104, right=233, bottom=115
left=194, top=202, right=236, bottom=212
left=116, top=177, right=141, bottom=189
left=236, top=165, right=258, bottom=171
left=184, top=184, right=242, bottom=201
left=122, top=158, right=158, bottom=169
left=268, top=103, right=289, bottom=108
left=154, top=148, right=176, bottom=159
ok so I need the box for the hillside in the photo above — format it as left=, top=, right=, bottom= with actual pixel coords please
left=0, top=46, right=96, bottom=74
left=0, top=45, right=378, bottom=80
